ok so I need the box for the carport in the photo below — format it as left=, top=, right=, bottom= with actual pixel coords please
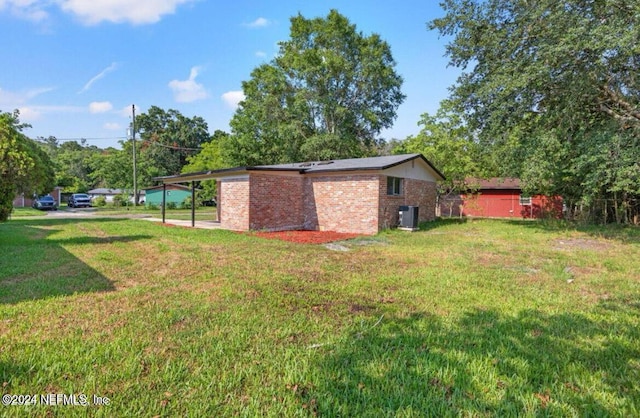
left=153, top=170, right=222, bottom=228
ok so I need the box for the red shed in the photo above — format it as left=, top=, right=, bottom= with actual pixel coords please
left=441, top=178, right=562, bottom=219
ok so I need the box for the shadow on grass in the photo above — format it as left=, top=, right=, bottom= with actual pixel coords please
left=505, top=219, right=640, bottom=244
left=305, top=301, right=640, bottom=416
left=418, top=217, right=469, bottom=232
left=0, top=221, right=151, bottom=304
left=6, top=216, right=133, bottom=227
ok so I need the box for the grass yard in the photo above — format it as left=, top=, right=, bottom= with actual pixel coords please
left=83, top=206, right=218, bottom=222
left=0, top=217, right=638, bottom=417
left=8, top=208, right=49, bottom=218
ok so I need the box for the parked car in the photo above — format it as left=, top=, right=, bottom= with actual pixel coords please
left=32, top=195, right=58, bottom=211
left=68, top=193, right=92, bottom=208
left=202, top=198, right=217, bottom=207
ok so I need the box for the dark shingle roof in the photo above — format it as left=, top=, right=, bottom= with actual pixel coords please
left=254, top=153, right=438, bottom=174
left=155, top=154, right=445, bottom=183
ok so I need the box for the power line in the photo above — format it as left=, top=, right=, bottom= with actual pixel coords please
left=36, top=136, right=128, bottom=142
left=141, top=140, right=202, bottom=152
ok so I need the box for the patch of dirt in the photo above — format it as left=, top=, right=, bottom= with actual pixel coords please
left=250, top=230, right=361, bottom=244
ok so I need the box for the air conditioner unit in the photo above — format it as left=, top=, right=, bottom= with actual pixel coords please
left=398, top=205, right=419, bottom=229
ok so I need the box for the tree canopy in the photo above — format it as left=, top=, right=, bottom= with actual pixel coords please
left=225, top=10, right=405, bottom=166
left=0, top=111, right=55, bottom=221
left=430, top=0, right=640, bottom=223
left=393, top=100, right=487, bottom=191
left=135, top=106, right=210, bottom=177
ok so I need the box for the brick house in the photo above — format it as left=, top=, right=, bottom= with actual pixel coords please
left=13, top=187, right=63, bottom=208
left=440, top=178, right=563, bottom=219
left=156, top=154, right=445, bottom=235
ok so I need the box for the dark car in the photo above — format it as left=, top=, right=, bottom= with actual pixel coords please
left=202, top=198, right=217, bottom=207
left=68, top=193, right=92, bottom=208
left=32, top=195, right=58, bottom=211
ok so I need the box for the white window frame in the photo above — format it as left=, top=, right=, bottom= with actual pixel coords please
left=519, top=195, right=532, bottom=206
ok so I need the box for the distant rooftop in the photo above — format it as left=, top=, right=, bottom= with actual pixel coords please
left=465, top=178, right=521, bottom=190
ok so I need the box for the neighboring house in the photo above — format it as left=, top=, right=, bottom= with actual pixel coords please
left=87, top=188, right=144, bottom=203
left=144, top=184, right=191, bottom=207
left=13, top=187, right=63, bottom=208
left=440, top=178, right=562, bottom=219
left=155, top=154, right=445, bottom=235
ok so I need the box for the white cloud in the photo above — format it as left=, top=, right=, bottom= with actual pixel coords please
left=103, top=122, right=121, bottom=131
left=221, top=91, right=245, bottom=109
left=60, top=0, right=195, bottom=25
left=79, top=62, right=119, bottom=93
left=255, top=51, right=267, bottom=58
left=168, top=66, right=208, bottom=103
left=1, top=0, right=195, bottom=25
left=118, top=105, right=136, bottom=118
left=16, top=106, right=42, bottom=121
left=0, top=86, right=54, bottom=107
left=89, top=101, right=113, bottom=113
left=244, top=17, right=270, bottom=28
left=0, top=86, right=55, bottom=122
left=0, top=0, right=49, bottom=22
left=13, top=105, right=84, bottom=122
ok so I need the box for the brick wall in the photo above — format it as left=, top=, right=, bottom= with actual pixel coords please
left=304, top=175, right=380, bottom=235
left=406, top=178, right=438, bottom=223
left=219, top=173, right=438, bottom=234
left=379, top=177, right=438, bottom=229
left=249, top=174, right=304, bottom=231
left=219, top=178, right=250, bottom=231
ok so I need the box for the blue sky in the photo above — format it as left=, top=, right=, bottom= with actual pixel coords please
left=0, top=0, right=459, bottom=149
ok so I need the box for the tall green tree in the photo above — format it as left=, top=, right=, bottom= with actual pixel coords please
left=226, top=10, right=405, bottom=165
left=182, top=130, right=230, bottom=200
left=135, top=106, right=210, bottom=177
left=431, top=0, right=640, bottom=223
left=393, top=100, right=487, bottom=190
left=0, top=111, right=55, bottom=221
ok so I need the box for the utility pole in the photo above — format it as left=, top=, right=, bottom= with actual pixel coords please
left=132, top=104, right=138, bottom=206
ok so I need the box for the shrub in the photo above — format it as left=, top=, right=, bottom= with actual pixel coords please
left=166, top=201, right=177, bottom=210
left=181, top=195, right=203, bottom=210
left=93, top=195, right=107, bottom=207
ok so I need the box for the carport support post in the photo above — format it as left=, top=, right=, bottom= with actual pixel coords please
left=191, top=181, right=195, bottom=227
left=162, top=183, right=166, bottom=223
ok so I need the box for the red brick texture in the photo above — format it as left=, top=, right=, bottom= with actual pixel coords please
left=249, top=174, right=305, bottom=231
left=303, top=175, right=380, bottom=235
left=379, top=177, right=438, bottom=230
left=219, top=173, right=438, bottom=235
left=219, top=178, right=250, bottom=231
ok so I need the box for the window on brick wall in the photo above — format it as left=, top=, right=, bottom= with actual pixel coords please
left=387, top=177, right=403, bottom=196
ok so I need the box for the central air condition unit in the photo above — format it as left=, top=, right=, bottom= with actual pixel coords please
left=398, top=205, right=419, bottom=230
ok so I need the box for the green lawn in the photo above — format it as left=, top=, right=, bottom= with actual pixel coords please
left=86, top=206, right=218, bottom=221
left=0, top=218, right=638, bottom=417
left=8, top=208, right=49, bottom=218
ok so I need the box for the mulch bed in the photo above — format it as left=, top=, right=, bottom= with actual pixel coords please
left=251, top=230, right=361, bottom=244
